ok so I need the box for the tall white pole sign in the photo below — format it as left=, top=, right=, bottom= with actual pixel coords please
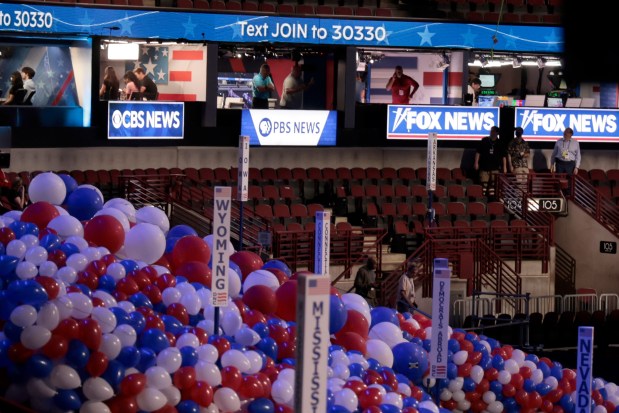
left=426, top=132, right=437, bottom=191
left=212, top=186, right=231, bottom=307
left=238, top=135, right=249, bottom=202
left=429, top=257, right=450, bottom=379
left=314, top=210, right=331, bottom=275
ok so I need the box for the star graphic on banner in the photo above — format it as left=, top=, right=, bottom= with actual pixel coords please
left=37, top=80, right=45, bottom=89
left=504, top=29, right=518, bottom=50
left=543, top=29, right=561, bottom=51
left=47, top=69, right=55, bottom=79
left=231, top=19, right=244, bottom=39
left=143, top=58, right=157, bottom=76
left=183, top=16, right=197, bottom=38
left=119, top=13, right=135, bottom=36
left=78, top=11, right=94, bottom=28
left=461, top=28, right=477, bottom=47
left=377, top=24, right=393, bottom=46
left=141, top=46, right=150, bottom=56
left=417, top=26, right=435, bottom=46
left=161, top=49, right=168, bottom=57
left=154, top=54, right=159, bottom=60
left=132, top=60, right=141, bottom=70
left=157, top=69, right=166, bottom=81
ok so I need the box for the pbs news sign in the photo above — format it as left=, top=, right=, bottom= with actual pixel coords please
left=108, top=102, right=184, bottom=139
left=241, top=109, right=337, bottom=146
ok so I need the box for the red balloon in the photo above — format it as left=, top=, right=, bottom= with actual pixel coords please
left=239, top=375, right=264, bottom=399
left=471, top=400, right=487, bottom=412
left=592, top=390, right=603, bottom=405
left=41, top=334, right=68, bottom=359
left=459, top=339, right=474, bottom=353
left=48, top=249, right=67, bottom=267
left=358, top=387, right=383, bottom=409
left=333, top=331, right=367, bottom=355
left=106, top=396, right=138, bottom=413
left=275, top=280, right=297, bottom=321
left=173, top=366, right=196, bottom=390
left=268, top=323, right=290, bottom=344
left=339, top=310, right=370, bottom=339
left=552, top=407, right=565, bottom=413
left=468, top=351, right=482, bottom=365
left=128, top=269, right=151, bottom=290
left=171, top=236, right=211, bottom=269
left=502, top=383, right=517, bottom=398
left=80, top=318, right=103, bottom=350
left=186, top=327, right=208, bottom=345
left=541, top=400, right=554, bottom=413
left=344, top=379, right=367, bottom=395
left=21, top=201, right=60, bottom=230
left=167, top=303, right=189, bottom=325
left=511, top=373, right=524, bottom=390
left=519, top=366, right=532, bottom=379
left=484, top=367, right=499, bottom=382
left=0, top=227, right=16, bottom=246
left=221, top=366, right=242, bottom=391
left=77, top=270, right=99, bottom=291
left=230, top=251, right=264, bottom=280
left=243, top=309, right=267, bottom=327
left=7, top=343, right=34, bottom=363
left=457, top=362, right=472, bottom=377
left=546, top=388, right=564, bottom=403
left=154, top=272, right=177, bottom=290
left=362, top=407, right=382, bottom=413
left=54, top=318, right=80, bottom=340
left=120, top=373, right=147, bottom=396
left=476, top=379, right=490, bottom=394
left=116, top=277, right=140, bottom=296
left=210, top=336, right=230, bottom=356
left=442, top=400, right=458, bottom=411
left=84, top=215, right=125, bottom=253
left=277, top=340, right=296, bottom=360
left=465, top=391, right=482, bottom=402
left=233, top=297, right=248, bottom=318
left=562, top=368, right=576, bottom=380
left=263, top=267, right=287, bottom=285
left=92, top=297, right=105, bottom=308
left=35, top=276, right=60, bottom=300
left=101, top=254, right=118, bottom=266
left=86, top=351, right=109, bottom=377
left=153, top=406, right=177, bottom=413
left=243, top=285, right=277, bottom=315
left=515, top=389, right=530, bottom=406
left=174, top=261, right=211, bottom=287
left=527, top=391, right=542, bottom=409
left=362, top=370, right=384, bottom=385
left=142, top=284, right=163, bottom=304
left=188, top=381, right=213, bottom=407
left=255, top=372, right=272, bottom=398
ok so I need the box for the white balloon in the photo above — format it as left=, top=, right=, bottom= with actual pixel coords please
left=197, top=344, right=219, bottom=363
left=10, top=304, right=38, bottom=327
left=504, top=359, right=520, bottom=375
left=365, top=339, right=394, bottom=367
left=50, top=364, right=81, bottom=389
left=180, top=291, right=201, bottom=315
left=16, top=261, right=38, bottom=280
left=487, top=401, right=504, bottom=413
left=28, top=172, right=67, bottom=205
left=195, top=360, right=222, bottom=387
left=482, top=390, right=496, bottom=404
left=271, top=379, right=294, bottom=404
left=341, top=293, right=372, bottom=324
left=440, top=389, right=453, bottom=401
left=453, top=350, right=468, bottom=366
left=95, top=208, right=131, bottom=232
left=124, top=223, right=166, bottom=264
left=25, top=246, right=48, bottom=266
left=38, top=261, right=58, bottom=277
left=452, top=389, right=465, bottom=402
left=160, top=385, right=182, bottom=407
left=448, top=377, right=464, bottom=392
left=162, top=287, right=181, bottom=306
left=53, top=295, right=74, bottom=320
left=332, top=363, right=350, bottom=380
left=82, top=377, right=114, bottom=401
left=213, top=387, right=241, bottom=412
left=368, top=322, right=406, bottom=349
left=334, top=388, right=358, bottom=412
left=116, top=300, right=136, bottom=314
left=113, top=324, right=137, bottom=347
left=80, top=401, right=112, bottom=413
left=104, top=198, right=137, bottom=223
left=235, top=326, right=261, bottom=347
left=67, top=292, right=93, bottom=319
left=3, top=211, right=22, bottom=223
left=243, top=269, right=280, bottom=292
left=228, top=268, right=242, bottom=298
left=175, top=333, right=200, bottom=349
left=66, top=236, right=89, bottom=252
left=91, top=307, right=117, bottom=333
left=82, top=247, right=102, bottom=263
left=244, top=350, right=263, bottom=374
left=221, top=310, right=242, bottom=336
left=145, top=366, right=172, bottom=389
left=512, top=349, right=526, bottom=366
left=55, top=205, right=69, bottom=215
left=497, top=370, right=512, bottom=385
left=99, top=333, right=122, bottom=359
left=47, top=215, right=84, bottom=239
left=136, top=387, right=167, bottom=412
left=221, top=349, right=250, bottom=373
left=26, top=378, right=57, bottom=398
left=470, top=365, right=484, bottom=384
left=6, top=240, right=26, bottom=259
left=20, top=234, right=40, bottom=249
left=66, top=252, right=88, bottom=271
left=106, top=262, right=126, bottom=281
left=136, top=206, right=170, bottom=234
left=418, top=400, right=439, bottom=413
left=278, top=368, right=296, bottom=384
left=93, top=290, right=117, bottom=308
left=21, top=325, right=51, bottom=349
left=56, top=266, right=78, bottom=284
left=156, top=347, right=182, bottom=373
left=34, top=302, right=59, bottom=331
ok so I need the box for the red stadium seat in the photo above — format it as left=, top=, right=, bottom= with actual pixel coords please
left=315, top=5, right=334, bottom=14
left=226, top=0, right=242, bottom=10
left=194, top=0, right=209, bottom=8
left=375, top=7, right=392, bottom=17
left=296, top=4, right=314, bottom=14
left=210, top=0, right=226, bottom=9
left=242, top=0, right=258, bottom=11
left=334, top=6, right=354, bottom=15
left=356, top=6, right=373, bottom=16
left=176, top=0, right=193, bottom=8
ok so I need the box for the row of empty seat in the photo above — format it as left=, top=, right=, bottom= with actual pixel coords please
left=175, top=0, right=394, bottom=15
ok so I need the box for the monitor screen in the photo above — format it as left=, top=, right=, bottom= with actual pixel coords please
left=547, top=97, right=564, bottom=108
left=477, top=95, right=496, bottom=107
left=524, top=95, right=546, bottom=107
left=479, top=74, right=495, bottom=88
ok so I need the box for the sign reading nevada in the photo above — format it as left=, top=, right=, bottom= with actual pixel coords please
left=387, top=105, right=499, bottom=140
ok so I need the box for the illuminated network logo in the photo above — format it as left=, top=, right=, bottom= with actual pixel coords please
left=111, top=110, right=123, bottom=129
left=258, top=118, right=272, bottom=137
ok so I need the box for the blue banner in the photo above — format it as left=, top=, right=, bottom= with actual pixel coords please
left=108, top=101, right=184, bottom=139
left=241, top=109, right=337, bottom=146
left=0, top=2, right=562, bottom=52
left=576, top=326, right=593, bottom=413
left=515, top=107, right=619, bottom=142
left=387, top=105, right=500, bottom=140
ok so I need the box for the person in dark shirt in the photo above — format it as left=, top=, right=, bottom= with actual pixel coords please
left=2, top=71, right=24, bottom=105
left=134, top=68, right=158, bottom=100
left=99, top=66, right=120, bottom=101
left=474, top=126, right=506, bottom=197
left=354, top=257, right=377, bottom=306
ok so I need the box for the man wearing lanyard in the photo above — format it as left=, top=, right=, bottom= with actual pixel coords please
left=551, top=127, right=581, bottom=195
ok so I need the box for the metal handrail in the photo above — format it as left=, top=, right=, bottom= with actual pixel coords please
left=571, top=175, right=619, bottom=238
left=600, top=293, right=619, bottom=315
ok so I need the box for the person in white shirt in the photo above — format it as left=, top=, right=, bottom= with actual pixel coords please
left=280, top=64, right=313, bottom=109
left=397, top=264, right=417, bottom=313
left=21, top=67, right=36, bottom=94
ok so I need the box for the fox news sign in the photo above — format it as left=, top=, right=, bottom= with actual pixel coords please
left=108, top=102, right=184, bottom=139
left=241, top=109, right=337, bottom=146
left=515, top=107, right=619, bottom=142
left=387, top=105, right=500, bottom=140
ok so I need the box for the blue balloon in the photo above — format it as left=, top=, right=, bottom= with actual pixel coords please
left=128, top=311, right=146, bottom=333
left=492, top=354, right=505, bottom=370
left=177, top=400, right=200, bottom=413
left=9, top=279, right=48, bottom=306
left=39, top=233, right=62, bottom=252
left=129, top=292, right=152, bottom=309
left=536, top=382, right=552, bottom=396
left=97, top=274, right=116, bottom=292
left=53, top=389, right=82, bottom=411
left=448, top=338, right=460, bottom=353
left=253, top=322, right=269, bottom=339
left=110, top=307, right=130, bottom=326
left=101, top=360, right=125, bottom=389
left=74, top=283, right=92, bottom=296
left=59, top=242, right=80, bottom=257
left=247, top=397, right=275, bottom=413
left=447, top=362, right=458, bottom=379
left=367, top=358, right=380, bottom=370
left=116, top=346, right=141, bottom=368
left=403, top=396, right=418, bottom=407
left=66, top=187, right=103, bottom=221
left=120, top=260, right=140, bottom=273
left=58, top=174, right=78, bottom=202
left=8, top=221, right=28, bottom=238
left=370, top=306, right=399, bottom=327
left=392, top=342, right=428, bottom=384
left=139, top=328, right=170, bottom=353
left=379, top=404, right=401, bottom=413
left=551, top=363, right=563, bottom=380
left=349, top=362, right=364, bottom=377
left=66, top=340, right=90, bottom=369
left=329, top=295, right=348, bottom=334
left=136, top=347, right=157, bottom=371
left=22, top=222, right=39, bottom=237
left=525, top=353, right=540, bottom=363
left=262, top=259, right=292, bottom=277
left=479, top=354, right=492, bottom=370
left=256, top=337, right=278, bottom=361
left=490, top=380, right=503, bottom=394
left=165, top=236, right=180, bottom=254
left=25, top=354, right=53, bottom=378
left=168, top=225, right=198, bottom=239
left=281, top=358, right=295, bottom=366
left=229, top=260, right=242, bottom=279
left=422, top=339, right=431, bottom=352
left=180, top=346, right=199, bottom=367
left=463, top=377, right=476, bottom=392
left=0, top=291, right=16, bottom=320
left=0, top=255, right=19, bottom=277
left=3, top=320, right=23, bottom=342
left=330, top=406, right=352, bottom=413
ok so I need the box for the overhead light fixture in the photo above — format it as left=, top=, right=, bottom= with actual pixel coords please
left=537, top=57, right=545, bottom=68
left=512, top=57, right=522, bottom=68
left=521, top=60, right=538, bottom=66
left=545, top=60, right=562, bottom=67
left=107, top=42, right=139, bottom=60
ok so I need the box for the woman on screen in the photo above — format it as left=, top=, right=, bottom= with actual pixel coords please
left=122, top=70, right=140, bottom=101
left=2, top=71, right=24, bottom=106
left=99, top=66, right=120, bottom=101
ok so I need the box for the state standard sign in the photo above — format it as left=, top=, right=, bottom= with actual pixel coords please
left=237, top=135, right=250, bottom=202
left=426, top=132, right=438, bottom=191
left=429, top=258, right=450, bottom=379
left=212, top=186, right=231, bottom=307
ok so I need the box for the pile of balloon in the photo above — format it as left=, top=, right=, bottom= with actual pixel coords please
left=0, top=171, right=618, bottom=413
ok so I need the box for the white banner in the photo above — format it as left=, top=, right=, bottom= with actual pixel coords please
left=294, top=273, right=330, bottom=413
left=212, top=186, right=231, bottom=307
left=237, top=135, right=249, bottom=202
left=426, top=132, right=437, bottom=191
left=576, top=326, right=594, bottom=413
left=314, top=210, right=330, bottom=275
left=429, top=257, right=450, bottom=379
